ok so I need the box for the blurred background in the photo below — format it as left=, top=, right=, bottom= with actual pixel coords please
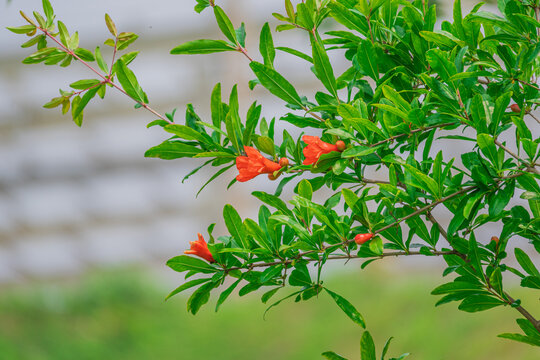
left=0, top=0, right=538, bottom=359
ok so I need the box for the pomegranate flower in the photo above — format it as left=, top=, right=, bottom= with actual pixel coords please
left=236, top=146, right=281, bottom=182
left=354, top=233, right=374, bottom=245
left=302, top=135, right=344, bottom=165
left=184, top=233, right=215, bottom=263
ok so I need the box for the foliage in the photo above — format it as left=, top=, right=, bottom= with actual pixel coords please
left=7, top=0, right=540, bottom=356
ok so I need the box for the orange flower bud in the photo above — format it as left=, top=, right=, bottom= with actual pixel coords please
left=268, top=172, right=280, bottom=180
left=279, top=157, right=289, bottom=167
left=335, top=140, right=346, bottom=152
left=510, top=104, right=521, bottom=113
left=354, top=233, right=373, bottom=245
left=184, top=233, right=215, bottom=263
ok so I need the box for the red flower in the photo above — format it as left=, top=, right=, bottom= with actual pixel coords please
left=184, top=233, right=215, bottom=263
left=302, top=135, right=340, bottom=165
left=354, top=233, right=373, bottom=245
left=236, top=146, right=281, bottom=182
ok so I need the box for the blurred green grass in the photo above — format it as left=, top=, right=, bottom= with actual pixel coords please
left=0, top=261, right=538, bottom=360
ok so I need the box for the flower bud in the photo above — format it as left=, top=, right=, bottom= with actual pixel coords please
left=268, top=172, right=280, bottom=181
left=510, top=104, right=521, bottom=113
left=335, top=140, right=346, bottom=152
left=354, top=233, right=373, bottom=245
left=279, top=157, right=289, bottom=167
left=491, top=236, right=499, bottom=244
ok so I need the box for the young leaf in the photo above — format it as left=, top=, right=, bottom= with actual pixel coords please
left=213, top=6, right=237, bottom=44
left=360, top=331, right=376, bottom=360
left=311, top=34, right=338, bottom=98
left=515, top=248, right=540, bottom=277
left=259, top=22, right=275, bottom=67
left=171, top=39, right=236, bottom=55
left=115, top=59, right=148, bottom=104
left=104, top=14, right=118, bottom=37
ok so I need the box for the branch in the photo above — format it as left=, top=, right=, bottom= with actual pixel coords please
left=39, top=28, right=170, bottom=123
left=493, top=138, right=540, bottom=174
left=369, top=122, right=458, bottom=148
left=224, top=249, right=458, bottom=272
left=504, top=292, right=540, bottom=332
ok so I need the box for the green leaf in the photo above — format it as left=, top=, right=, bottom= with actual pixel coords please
left=341, top=146, right=379, bottom=158
left=322, top=351, right=349, bottom=360
left=458, top=294, right=505, bottom=312
left=74, top=48, right=95, bottom=62
left=297, top=179, right=313, bottom=200
left=166, top=255, right=217, bottom=274
left=165, top=278, right=211, bottom=301
left=223, top=204, right=249, bottom=249
left=249, top=62, right=303, bottom=107
left=104, top=14, right=118, bottom=37
left=276, top=46, right=313, bottom=63
left=356, top=40, right=379, bottom=82
left=164, top=124, right=213, bottom=144
left=69, top=79, right=101, bottom=90
left=343, top=117, right=385, bottom=138
left=372, top=104, right=408, bottom=121
left=187, top=281, right=216, bottom=315
left=324, top=288, right=366, bottom=328
left=311, top=34, right=337, bottom=97
left=255, top=136, right=275, bottom=156
left=382, top=85, right=411, bottom=112
left=515, top=248, right=540, bottom=277
left=252, top=191, right=292, bottom=216
left=426, top=49, right=457, bottom=83
left=431, top=281, right=484, bottom=295
left=6, top=25, right=36, bottom=34
left=269, top=214, right=311, bottom=243
left=360, top=331, right=376, bottom=360
left=215, top=278, right=242, bottom=312
left=144, top=141, right=203, bottom=159
left=498, top=333, right=540, bottom=347
left=42, top=0, right=54, bottom=21
left=115, top=59, right=148, bottom=104
left=170, top=39, right=236, bottom=55
left=468, top=11, right=518, bottom=34
left=225, top=85, right=243, bottom=152
left=259, top=22, right=275, bottom=67
left=214, top=6, right=237, bottom=43
left=289, top=264, right=312, bottom=287
left=402, top=164, right=439, bottom=197
left=476, top=134, right=499, bottom=168
left=72, top=86, right=99, bottom=119
left=94, top=46, right=108, bottom=73
left=328, top=2, right=368, bottom=34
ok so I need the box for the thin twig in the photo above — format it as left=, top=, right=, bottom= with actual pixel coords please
left=369, top=122, right=458, bottom=148
left=526, top=111, right=540, bottom=125
left=40, top=28, right=170, bottom=123
left=224, top=250, right=458, bottom=272
left=504, top=292, right=540, bottom=332
left=493, top=138, right=540, bottom=174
